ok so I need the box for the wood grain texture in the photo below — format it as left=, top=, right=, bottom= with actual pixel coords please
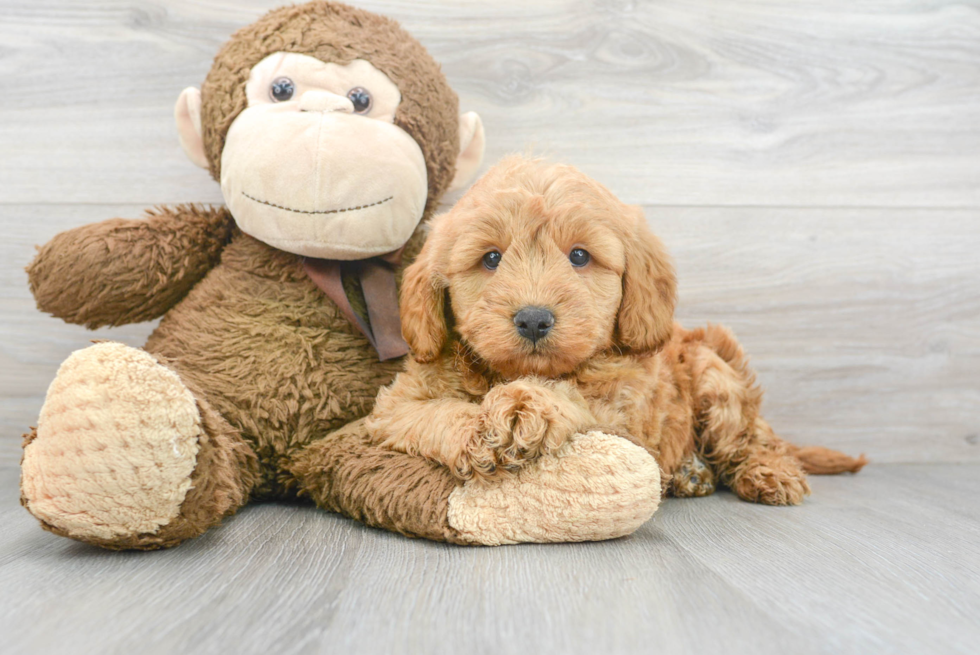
left=0, top=0, right=977, bottom=207
left=2, top=3, right=978, bottom=652
left=1, top=464, right=978, bottom=655
left=650, top=206, right=980, bottom=464
left=3, top=204, right=977, bottom=466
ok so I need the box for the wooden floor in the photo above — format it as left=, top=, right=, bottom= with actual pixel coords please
left=2, top=464, right=978, bottom=655
left=1, top=0, right=978, bottom=653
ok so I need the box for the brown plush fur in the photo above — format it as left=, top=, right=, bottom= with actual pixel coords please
left=368, top=157, right=866, bottom=504
left=23, top=2, right=468, bottom=548
left=288, top=418, right=474, bottom=544
left=27, top=205, right=234, bottom=329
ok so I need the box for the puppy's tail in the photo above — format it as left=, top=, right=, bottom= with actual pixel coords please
left=786, top=444, right=868, bottom=475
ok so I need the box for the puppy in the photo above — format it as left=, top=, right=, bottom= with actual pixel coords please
left=367, top=156, right=865, bottom=505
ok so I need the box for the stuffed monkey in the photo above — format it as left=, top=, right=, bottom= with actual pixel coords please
left=20, top=1, right=662, bottom=549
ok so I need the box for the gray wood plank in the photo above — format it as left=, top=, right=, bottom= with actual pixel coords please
left=1, top=464, right=977, bottom=655
left=649, top=205, right=980, bottom=464
left=2, top=204, right=977, bottom=466
left=0, top=0, right=977, bottom=207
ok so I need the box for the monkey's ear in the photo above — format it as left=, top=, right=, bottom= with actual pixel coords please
left=400, top=239, right=449, bottom=362
left=175, top=87, right=209, bottom=169
left=447, top=112, right=485, bottom=192
left=615, top=209, right=677, bottom=353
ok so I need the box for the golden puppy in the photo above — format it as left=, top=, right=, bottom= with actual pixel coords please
left=367, top=156, right=865, bottom=505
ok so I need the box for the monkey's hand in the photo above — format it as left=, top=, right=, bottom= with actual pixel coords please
left=463, top=379, right=596, bottom=481
left=28, top=205, right=234, bottom=328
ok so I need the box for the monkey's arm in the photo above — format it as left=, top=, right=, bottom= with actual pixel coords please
left=28, top=205, right=234, bottom=328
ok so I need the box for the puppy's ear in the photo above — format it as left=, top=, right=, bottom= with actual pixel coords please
left=616, top=209, right=677, bottom=353
left=400, top=236, right=449, bottom=362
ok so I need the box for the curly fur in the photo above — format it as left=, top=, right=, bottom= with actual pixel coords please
left=368, top=157, right=866, bottom=504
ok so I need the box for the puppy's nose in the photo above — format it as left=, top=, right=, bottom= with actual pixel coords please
left=513, top=306, right=555, bottom=344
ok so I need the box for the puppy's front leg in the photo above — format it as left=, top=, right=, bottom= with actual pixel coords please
left=478, top=378, right=597, bottom=475
left=367, top=384, right=486, bottom=479
left=368, top=373, right=595, bottom=481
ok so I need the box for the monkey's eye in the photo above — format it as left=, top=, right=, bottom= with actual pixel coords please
left=482, top=251, right=502, bottom=270
left=569, top=248, right=591, bottom=267
left=270, top=77, right=295, bottom=102
left=347, top=87, right=372, bottom=114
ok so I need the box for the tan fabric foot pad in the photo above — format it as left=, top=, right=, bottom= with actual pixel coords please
left=21, top=342, right=203, bottom=540
left=447, top=431, right=661, bottom=545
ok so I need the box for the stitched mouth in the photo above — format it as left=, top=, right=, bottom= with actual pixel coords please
left=241, top=192, right=394, bottom=215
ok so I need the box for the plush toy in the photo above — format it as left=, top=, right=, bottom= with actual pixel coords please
left=20, top=1, right=663, bottom=550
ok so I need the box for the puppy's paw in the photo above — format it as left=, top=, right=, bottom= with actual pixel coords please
left=670, top=453, right=717, bottom=498
left=731, top=455, right=810, bottom=505
left=460, top=381, right=593, bottom=481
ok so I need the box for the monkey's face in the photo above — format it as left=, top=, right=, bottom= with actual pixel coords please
left=211, top=52, right=426, bottom=260
left=176, top=6, right=485, bottom=262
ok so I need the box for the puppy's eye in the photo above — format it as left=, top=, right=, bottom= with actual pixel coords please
left=347, top=87, right=372, bottom=114
left=482, top=251, right=502, bottom=270
left=569, top=248, right=591, bottom=267
left=270, top=77, right=295, bottom=102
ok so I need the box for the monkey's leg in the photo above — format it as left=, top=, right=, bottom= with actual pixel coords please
left=21, top=342, right=258, bottom=550
left=287, top=422, right=662, bottom=545
left=691, top=331, right=810, bottom=506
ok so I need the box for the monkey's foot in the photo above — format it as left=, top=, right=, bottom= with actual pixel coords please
left=21, top=343, right=204, bottom=542
left=446, top=431, right=661, bottom=545
left=670, top=452, right=717, bottom=498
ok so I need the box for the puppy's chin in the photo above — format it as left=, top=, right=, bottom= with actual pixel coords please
left=480, top=346, right=585, bottom=379
left=466, top=328, right=602, bottom=378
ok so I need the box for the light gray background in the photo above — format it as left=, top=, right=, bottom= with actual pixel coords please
left=1, top=1, right=978, bottom=654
